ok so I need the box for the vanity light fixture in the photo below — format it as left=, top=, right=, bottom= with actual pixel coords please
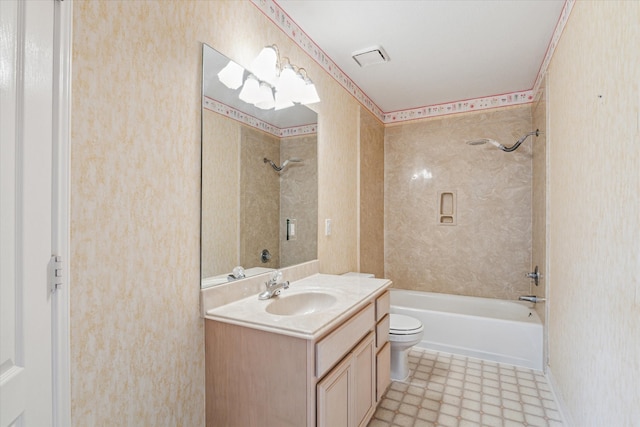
left=222, top=44, right=321, bottom=111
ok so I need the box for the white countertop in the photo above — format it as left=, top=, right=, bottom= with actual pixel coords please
left=204, top=273, right=391, bottom=340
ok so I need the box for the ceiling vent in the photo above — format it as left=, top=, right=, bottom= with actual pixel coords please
left=352, top=46, right=390, bottom=67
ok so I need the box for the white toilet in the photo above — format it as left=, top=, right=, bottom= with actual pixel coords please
left=339, top=273, right=424, bottom=381
left=389, top=313, right=424, bottom=381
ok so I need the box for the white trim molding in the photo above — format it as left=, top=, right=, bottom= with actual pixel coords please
left=52, top=0, right=72, bottom=425
left=546, top=367, right=575, bottom=427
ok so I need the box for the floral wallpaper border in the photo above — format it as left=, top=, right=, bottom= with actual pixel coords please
left=203, top=96, right=318, bottom=138
left=251, top=0, right=575, bottom=123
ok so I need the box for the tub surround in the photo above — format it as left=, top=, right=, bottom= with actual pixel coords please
left=384, top=106, right=533, bottom=301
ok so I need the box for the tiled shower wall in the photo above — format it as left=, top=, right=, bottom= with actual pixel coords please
left=203, top=121, right=318, bottom=276
left=240, top=127, right=281, bottom=269
left=280, top=135, right=318, bottom=267
left=531, top=77, right=548, bottom=325
left=384, top=106, right=533, bottom=300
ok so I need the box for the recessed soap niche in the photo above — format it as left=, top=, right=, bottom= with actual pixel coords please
left=438, top=191, right=456, bottom=226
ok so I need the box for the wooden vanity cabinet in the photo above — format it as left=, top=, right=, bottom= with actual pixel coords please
left=205, top=289, right=391, bottom=427
left=317, top=332, right=375, bottom=427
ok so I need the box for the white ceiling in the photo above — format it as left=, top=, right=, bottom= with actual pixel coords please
left=277, top=0, right=566, bottom=113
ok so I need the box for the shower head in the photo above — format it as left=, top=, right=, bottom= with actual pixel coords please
left=466, top=138, right=505, bottom=149
left=264, top=157, right=302, bottom=172
left=466, top=129, right=540, bottom=152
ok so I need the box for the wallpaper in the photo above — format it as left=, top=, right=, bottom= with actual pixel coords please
left=70, top=0, right=363, bottom=424
left=70, top=0, right=640, bottom=425
left=359, top=107, right=386, bottom=278
left=202, top=108, right=240, bottom=278
left=545, top=1, right=640, bottom=424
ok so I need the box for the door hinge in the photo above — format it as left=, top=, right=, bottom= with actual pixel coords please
left=49, top=255, right=63, bottom=294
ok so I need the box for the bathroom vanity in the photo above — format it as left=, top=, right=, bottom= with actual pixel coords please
left=203, top=273, right=391, bottom=427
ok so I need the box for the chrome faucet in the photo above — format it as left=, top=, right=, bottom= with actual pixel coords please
left=526, top=265, right=540, bottom=286
left=227, top=266, right=246, bottom=281
left=519, top=295, right=546, bottom=304
left=258, top=271, right=289, bottom=300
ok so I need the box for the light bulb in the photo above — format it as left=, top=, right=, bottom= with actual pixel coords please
left=254, top=82, right=275, bottom=110
left=274, top=90, right=294, bottom=110
left=217, top=60, right=245, bottom=90
left=250, top=46, right=278, bottom=85
left=299, top=78, right=320, bottom=104
left=238, top=75, right=261, bottom=104
left=276, top=64, right=299, bottom=99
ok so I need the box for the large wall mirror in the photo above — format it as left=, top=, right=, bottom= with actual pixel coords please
left=201, top=44, right=318, bottom=288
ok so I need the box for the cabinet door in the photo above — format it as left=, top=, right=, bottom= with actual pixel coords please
left=376, top=342, right=391, bottom=402
left=352, top=333, right=376, bottom=427
left=317, top=356, right=351, bottom=427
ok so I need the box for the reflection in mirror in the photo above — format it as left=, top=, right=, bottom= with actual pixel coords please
left=201, top=44, right=318, bottom=288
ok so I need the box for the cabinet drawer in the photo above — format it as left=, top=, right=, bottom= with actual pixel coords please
left=375, top=291, right=390, bottom=321
left=376, top=342, right=391, bottom=402
left=376, top=314, right=389, bottom=349
left=316, top=304, right=375, bottom=378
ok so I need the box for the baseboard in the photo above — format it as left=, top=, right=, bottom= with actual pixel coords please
left=545, top=366, right=575, bottom=427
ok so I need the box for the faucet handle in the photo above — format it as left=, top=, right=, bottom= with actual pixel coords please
left=526, top=265, right=540, bottom=286
left=270, top=270, right=283, bottom=284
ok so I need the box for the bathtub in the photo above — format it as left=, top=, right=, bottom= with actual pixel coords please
left=390, top=289, right=543, bottom=370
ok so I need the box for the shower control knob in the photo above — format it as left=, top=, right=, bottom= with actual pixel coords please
left=526, top=265, right=540, bottom=286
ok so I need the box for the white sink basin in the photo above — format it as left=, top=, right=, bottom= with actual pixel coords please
left=266, top=292, right=337, bottom=316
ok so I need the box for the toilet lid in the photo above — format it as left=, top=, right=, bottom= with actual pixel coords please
left=390, top=314, right=423, bottom=333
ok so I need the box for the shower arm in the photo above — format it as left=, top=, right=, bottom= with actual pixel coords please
left=499, top=129, right=540, bottom=152
left=264, top=158, right=285, bottom=171
left=263, top=157, right=302, bottom=172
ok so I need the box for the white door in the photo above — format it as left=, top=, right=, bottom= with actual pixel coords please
left=1, top=1, right=55, bottom=426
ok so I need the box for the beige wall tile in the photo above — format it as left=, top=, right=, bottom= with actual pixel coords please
left=280, top=135, right=318, bottom=267
left=532, top=77, right=548, bottom=326
left=384, top=106, right=534, bottom=300
left=240, top=128, right=280, bottom=269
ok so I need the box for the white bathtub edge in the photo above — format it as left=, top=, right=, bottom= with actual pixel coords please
left=391, top=289, right=543, bottom=371
left=416, top=340, right=543, bottom=371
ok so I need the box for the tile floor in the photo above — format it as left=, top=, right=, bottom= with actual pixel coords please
left=368, top=348, right=563, bottom=427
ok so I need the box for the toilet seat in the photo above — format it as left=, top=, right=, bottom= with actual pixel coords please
left=390, top=314, right=424, bottom=335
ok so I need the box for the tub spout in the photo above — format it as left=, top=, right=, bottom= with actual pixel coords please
left=519, top=295, right=546, bottom=303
